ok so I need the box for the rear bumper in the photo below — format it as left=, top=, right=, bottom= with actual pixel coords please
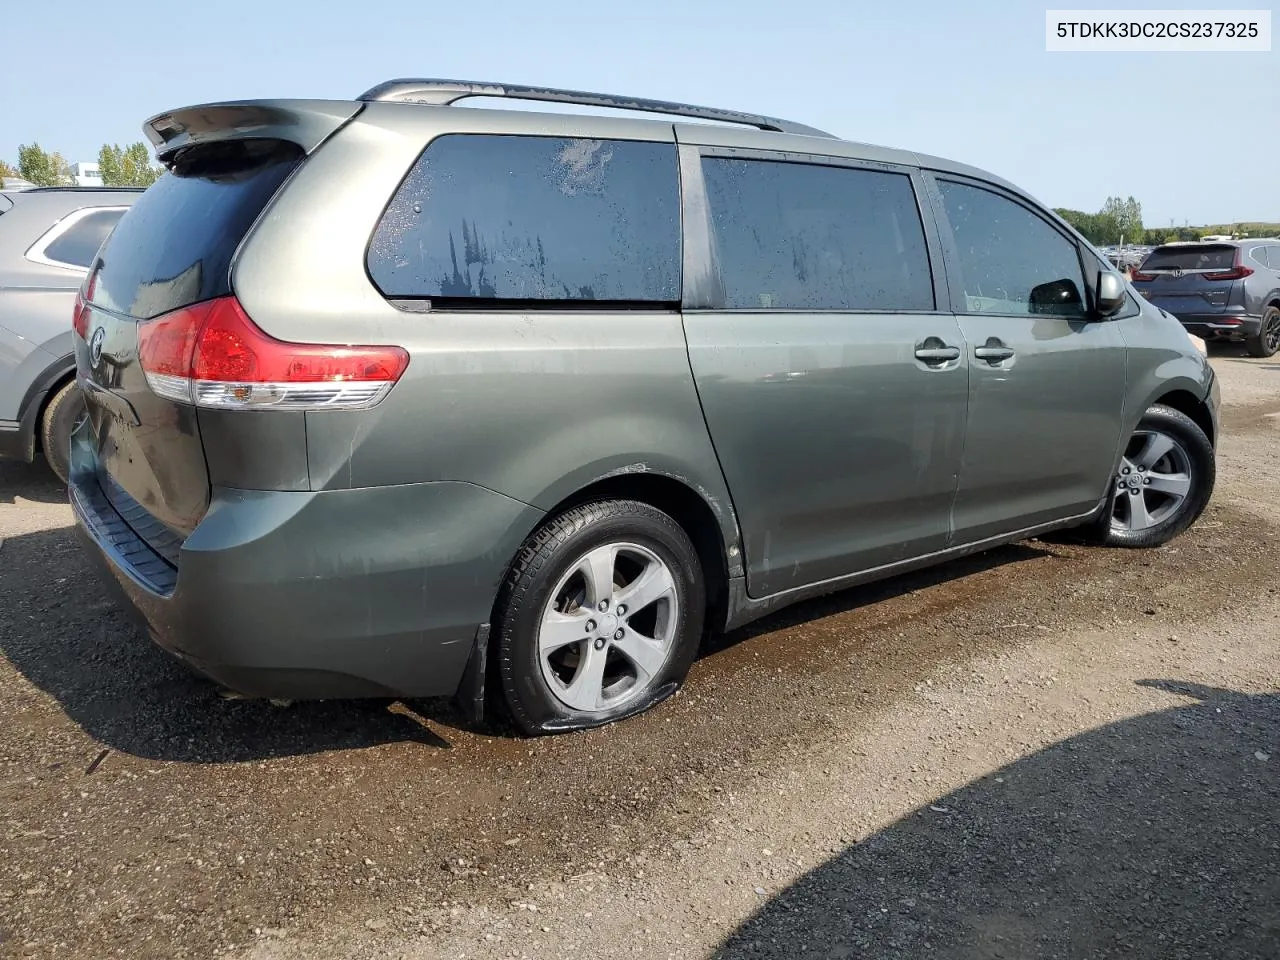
left=1167, top=313, right=1260, bottom=338
left=69, top=424, right=543, bottom=700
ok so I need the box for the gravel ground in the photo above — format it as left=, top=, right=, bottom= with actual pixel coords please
left=1, top=347, right=1277, bottom=960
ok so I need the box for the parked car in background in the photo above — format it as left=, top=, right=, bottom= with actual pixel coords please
left=1098, top=245, right=1151, bottom=272
left=1132, top=240, right=1280, bottom=357
left=70, top=80, right=1218, bottom=734
left=0, top=187, right=142, bottom=480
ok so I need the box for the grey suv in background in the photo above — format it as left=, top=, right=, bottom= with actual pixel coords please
left=0, top=187, right=140, bottom=480
left=70, top=81, right=1219, bottom=734
left=1132, top=240, right=1280, bottom=357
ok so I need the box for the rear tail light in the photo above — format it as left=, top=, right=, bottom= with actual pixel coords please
left=1130, top=269, right=1156, bottom=282
left=137, top=296, right=409, bottom=410
left=1203, top=248, right=1254, bottom=282
left=72, top=272, right=97, bottom=339
left=1202, top=265, right=1253, bottom=281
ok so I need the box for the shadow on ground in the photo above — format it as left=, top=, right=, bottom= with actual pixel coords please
left=717, top=681, right=1280, bottom=960
left=0, top=457, right=66, bottom=504
left=0, top=511, right=1046, bottom=763
left=0, top=523, right=454, bottom=762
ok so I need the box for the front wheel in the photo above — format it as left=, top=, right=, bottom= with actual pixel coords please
left=1091, top=404, right=1215, bottom=548
left=494, top=500, right=706, bottom=735
left=1247, top=306, right=1280, bottom=359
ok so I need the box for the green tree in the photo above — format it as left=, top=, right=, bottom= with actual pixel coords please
left=1101, top=195, right=1143, bottom=242
left=1054, top=208, right=1109, bottom=244
left=98, top=142, right=161, bottom=187
left=0, top=159, right=16, bottom=187
left=18, top=143, right=72, bottom=186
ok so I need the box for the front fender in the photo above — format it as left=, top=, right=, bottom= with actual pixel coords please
left=1118, top=303, right=1217, bottom=454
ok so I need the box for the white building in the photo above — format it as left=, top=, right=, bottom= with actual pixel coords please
left=72, top=162, right=102, bottom=187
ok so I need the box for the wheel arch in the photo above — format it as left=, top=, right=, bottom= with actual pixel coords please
left=9, top=354, right=75, bottom=462
left=1151, top=388, right=1215, bottom=447
left=527, top=471, right=734, bottom=643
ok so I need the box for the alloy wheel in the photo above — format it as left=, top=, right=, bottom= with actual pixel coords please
left=1265, top=312, right=1280, bottom=355
left=537, top=542, right=680, bottom=714
left=1111, top=429, right=1193, bottom=532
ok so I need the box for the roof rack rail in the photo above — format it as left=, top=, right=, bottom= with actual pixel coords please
left=18, top=186, right=146, bottom=193
left=357, top=78, right=835, bottom=139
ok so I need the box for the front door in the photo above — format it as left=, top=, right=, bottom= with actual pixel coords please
left=679, top=145, right=968, bottom=598
left=930, top=176, right=1128, bottom=544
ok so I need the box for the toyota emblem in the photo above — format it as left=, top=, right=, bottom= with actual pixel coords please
left=89, top=326, right=106, bottom=365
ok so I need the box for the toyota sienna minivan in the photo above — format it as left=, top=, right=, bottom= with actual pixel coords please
left=70, top=79, right=1219, bottom=734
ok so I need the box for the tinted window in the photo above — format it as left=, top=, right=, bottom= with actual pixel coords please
left=1265, top=246, right=1280, bottom=269
left=1141, top=245, right=1237, bottom=271
left=938, top=181, right=1086, bottom=317
left=369, top=135, right=680, bottom=304
left=702, top=158, right=933, bottom=311
left=91, top=139, right=303, bottom=319
left=40, top=208, right=125, bottom=269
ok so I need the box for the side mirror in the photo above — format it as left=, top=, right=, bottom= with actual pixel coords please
left=1095, top=271, right=1127, bottom=318
left=1029, top=278, right=1083, bottom=315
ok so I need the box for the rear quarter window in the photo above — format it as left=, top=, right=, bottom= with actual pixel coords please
left=367, top=134, right=681, bottom=305
left=36, top=208, right=126, bottom=270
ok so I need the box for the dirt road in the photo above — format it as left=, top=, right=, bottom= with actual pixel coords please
left=2, top=349, right=1277, bottom=960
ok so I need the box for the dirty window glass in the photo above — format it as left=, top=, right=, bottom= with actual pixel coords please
left=939, top=181, right=1088, bottom=318
left=91, top=140, right=304, bottom=319
left=701, top=158, right=933, bottom=312
left=40, top=208, right=125, bottom=269
left=368, top=135, right=681, bottom=304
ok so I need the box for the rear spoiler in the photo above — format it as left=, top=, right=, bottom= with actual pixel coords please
left=143, top=100, right=363, bottom=168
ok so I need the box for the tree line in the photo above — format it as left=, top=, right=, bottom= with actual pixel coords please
left=0, top=142, right=161, bottom=188
left=1055, top=195, right=1279, bottom=246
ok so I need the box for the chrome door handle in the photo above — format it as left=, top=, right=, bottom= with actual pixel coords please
left=911, top=337, right=962, bottom=368
left=974, top=340, right=1015, bottom=363
left=914, top=345, right=961, bottom=365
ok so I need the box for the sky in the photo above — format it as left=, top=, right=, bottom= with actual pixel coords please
left=1, top=0, right=1275, bottom=226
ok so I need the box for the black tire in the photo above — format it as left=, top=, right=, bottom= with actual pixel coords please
left=1082, top=404, right=1214, bottom=549
left=494, top=500, right=706, bottom=735
left=1247, top=305, right=1280, bottom=359
left=40, top=380, right=84, bottom=485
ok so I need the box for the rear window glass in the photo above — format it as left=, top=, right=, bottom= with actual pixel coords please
left=40, top=208, right=125, bottom=269
left=91, top=139, right=302, bottom=319
left=367, top=134, right=681, bottom=305
left=702, top=158, right=934, bottom=311
left=1141, top=245, right=1236, bottom=271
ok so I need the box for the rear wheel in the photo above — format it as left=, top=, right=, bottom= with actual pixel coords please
left=1247, top=306, right=1280, bottom=358
left=1086, top=404, right=1214, bottom=548
left=40, top=380, right=85, bottom=485
left=494, top=500, right=705, bottom=735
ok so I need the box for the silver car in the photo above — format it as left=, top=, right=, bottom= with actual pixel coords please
left=70, top=80, right=1219, bottom=734
left=0, top=187, right=140, bottom=481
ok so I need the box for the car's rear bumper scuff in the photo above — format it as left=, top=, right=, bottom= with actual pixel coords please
left=70, top=420, right=544, bottom=701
